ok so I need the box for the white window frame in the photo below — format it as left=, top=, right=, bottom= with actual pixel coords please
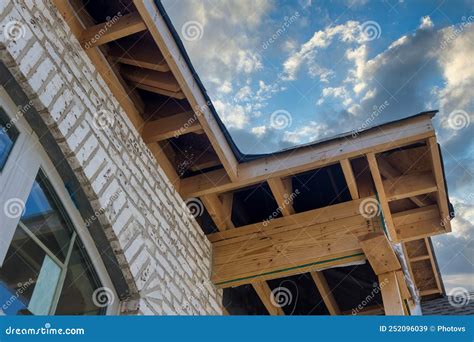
left=0, top=86, right=119, bottom=315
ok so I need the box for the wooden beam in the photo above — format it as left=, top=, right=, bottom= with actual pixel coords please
left=378, top=271, right=405, bottom=315
left=211, top=197, right=376, bottom=287
left=367, top=153, right=397, bottom=241
left=311, top=271, right=340, bottom=315
left=425, top=237, right=442, bottom=292
left=180, top=115, right=435, bottom=199
left=427, top=137, right=451, bottom=232
left=378, top=157, right=430, bottom=207
left=147, top=142, right=180, bottom=189
left=359, top=232, right=401, bottom=275
left=129, top=81, right=186, bottom=99
left=395, top=270, right=411, bottom=300
left=251, top=281, right=285, bottom=315
left=133, top=0, right=239, bottom=181
left=340, top=159, right=359, bottom=199
left=53, top=0, right=145, bottom=131
left=393, top=206, right=444, bottom=241
left=121, top=66, right=181, bottom=92
left=383, top=171, right=437, bottom=202
left=142, top=111, right=201, bottom=143
left=201, top=194, right=234, bottom=231
left=267, top=177, right=295, bottom=216
left=81, top=12, right=147, bottom=49
left=108, top=43, right=170, bottom=72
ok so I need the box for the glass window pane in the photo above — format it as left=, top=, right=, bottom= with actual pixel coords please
left=55, top=241, right=105, bottom=315
left=0, top=107, right=19, bottom=172
left=0, top=226, right=57, bottom=315
left=20, top=173, right=73, bottom=261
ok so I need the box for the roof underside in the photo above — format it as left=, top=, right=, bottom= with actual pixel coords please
left=57, top=0, right=455, bottom=315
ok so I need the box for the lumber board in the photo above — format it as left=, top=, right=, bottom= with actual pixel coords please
left=359, top=232, right=401, bottom=275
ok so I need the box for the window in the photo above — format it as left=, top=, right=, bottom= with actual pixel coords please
left=0, top=87, right=116, bottom=315
left=0, top=172, right=105, bottom=315
left=0, top=107, right=19, bottom=172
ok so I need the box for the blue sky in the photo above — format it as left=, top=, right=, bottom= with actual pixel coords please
left=161, top=0, right=474, bottom=292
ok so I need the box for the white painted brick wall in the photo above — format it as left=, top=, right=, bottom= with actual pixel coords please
left=0, top=0, right=222, bottom=315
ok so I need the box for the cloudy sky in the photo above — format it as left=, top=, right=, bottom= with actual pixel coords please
left=161, top=0, right=474, bottom=292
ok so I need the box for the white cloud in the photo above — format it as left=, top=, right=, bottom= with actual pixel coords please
left=217, top=80, right=233, bottom=94
left=213, top=99, right=249, bottom=129
left=281, top=21, right=362, bottom=80
left=419, top=15, right=434, bottom=29
left=251, top=125, right=267, bottom=137
left=282, top=121, right=332, bottom=144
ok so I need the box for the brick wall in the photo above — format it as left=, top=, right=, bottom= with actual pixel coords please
left=0, top=0, right=222, bottom=315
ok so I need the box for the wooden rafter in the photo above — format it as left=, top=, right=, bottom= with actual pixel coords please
left=378, top=271, right=405, bottom=315
left=359, top=232, right=401, bottom=275
left=180, top=115, right=435, bottom=199
left=133, top=0, right=239, bottom=181
left=378, top=157, right=430, bottom=207
left=267, top=177, right=295, bottom=216
left=393, top=205, right=443, bottom=241
left=142, top=111, right=202, bottom=143
left=201, top=194, right=234, bottom=231
left=340, top=159, right=359, bottom=200
left=81, top=12, right=147, bottom=49
left=427, top=137, right=452, bottom=231
left=108, top=41, right=170, bottom=72
left=252, top=281, right=285, bottom=316
left=367, top=153, right=397, bottom=241
left=383, top=171, right=437, bottom=202
left=310, top=271, right=340, bottom=315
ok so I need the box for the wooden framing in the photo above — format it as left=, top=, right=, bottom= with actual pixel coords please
left=267, top=177, right=295, bottom=216
left=133, top=0, right=239, bottom=181
left=142, top=111, right=202, bottom=143
left=378, top=271, right=405, bottom=315
left=427, top=137, right=452, bottom=231
left=252, top=281, right=285, bottom=316
left=80, top=12, right=147, bottom=48
left=311, top=271, right=340, bottom=315
left=56, top=1, right=453, bottom=316
left=367, top=153, right=397, bottom=240
left=211, top=197, right=378, bottom=287
left=201, top=194, right=234, bottom=231
left=340, top=159, right=359, bottom=199
left=359, top=232, right=401, bottom=275
left=180, top=114, right=435, bottom=199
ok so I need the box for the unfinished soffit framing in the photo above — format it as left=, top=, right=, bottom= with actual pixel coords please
left=55, top=0, right=454, bottom=315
